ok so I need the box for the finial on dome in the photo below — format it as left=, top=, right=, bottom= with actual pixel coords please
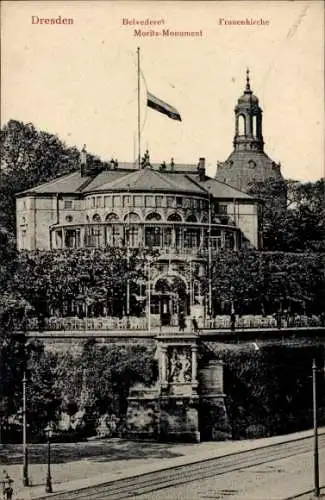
left=245, top=68, right=251, bottom=91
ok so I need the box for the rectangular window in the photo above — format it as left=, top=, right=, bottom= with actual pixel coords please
left=123, top=195, right=131, bottom=208
left=150, top=298, right=160, bottom=315
left=104, top=196, right=112, bottom=208
left=112, top=226, right=121, bottom=245
left=167, top=196, right=174, bottom=208
left=176, top=197, right=182, bottom=208
left=92, top=198, right=96, bottom=209
left=127, top=226, right=138, bottom=247
left=156, top=196, right=163, bottom=208
left=145, top=195, right=154, bottom=207
left=134, top=195, right=142, bottom=207
left=113, top=195, right=121, bottom=208
left=183, top=198, right=190, bottom=209
left=96, top=197, right=102, bottom=208
left=218, top=203, right=228, bottom=214
left=145, top=227, right=162, bottom=247
left=184, top=229, right=200, bottom=247
left=64, top=200, right=73, bottom=209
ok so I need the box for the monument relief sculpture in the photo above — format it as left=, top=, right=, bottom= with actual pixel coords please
left=168, top=348, right=192, bottom=383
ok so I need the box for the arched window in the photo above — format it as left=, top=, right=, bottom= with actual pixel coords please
left=167, top=213, right=182, bottom=222
left=93, top=214, right=101, bottom=222
left=155, top=278, right=171, bottom=293
left=105, top=213, right=119, bottom=222
left=252, top=115, right=257, bottom=136
left=186, top=214, right=197, bottom=223
left=238, top=114, right=246, bottom=135
left=146, top=212, right=162, bottom=221
left=124, top=212, right=141, bottom=222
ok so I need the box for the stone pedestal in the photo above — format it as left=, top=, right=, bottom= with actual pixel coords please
left=126, top=338, right=230, bottom=442
left=198, top=359, right=231, bottom=441
left=157, top=334, right=200, bottom=442
left=126, top=385, right=160, bottom=440
left=126, top=333, right=200, bottom=442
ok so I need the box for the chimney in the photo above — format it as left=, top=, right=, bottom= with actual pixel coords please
left=197, top=157, right=206, bottom=181
left=80, top=144, right=87, bottom=176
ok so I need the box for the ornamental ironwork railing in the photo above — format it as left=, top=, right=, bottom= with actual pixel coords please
left=25, top=314, right=324, bottom=332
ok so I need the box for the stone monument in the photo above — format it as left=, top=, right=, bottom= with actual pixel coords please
left=126, top=334, right=229, bottom=442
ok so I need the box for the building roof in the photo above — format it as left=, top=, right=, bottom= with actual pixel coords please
left=87, top=167, right=207, bottom=194
left=17, top=164, right=256, bottom=201
left=17, top=171, right=90, bottom=196
left=187, top=175, right=255, bottom=200
left=215, top=149, right=284, bottom=193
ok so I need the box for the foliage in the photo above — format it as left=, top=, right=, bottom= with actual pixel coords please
left=247, top=178, right=325, bottom=252
left=14, top=247, right=158, bottom=318
left=212, top=344, right=325, bottom=439
left=0, top=120, right=110, bottom=234
left=207, top=250, right=324, bottom=315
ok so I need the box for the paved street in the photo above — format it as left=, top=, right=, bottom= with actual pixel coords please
left=137, top=440, right=325, bottom=500
left=8, top=431, right=322, bottom=500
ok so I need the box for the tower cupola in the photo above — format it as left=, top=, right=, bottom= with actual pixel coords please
left=234, top=69, right=264, bottom=152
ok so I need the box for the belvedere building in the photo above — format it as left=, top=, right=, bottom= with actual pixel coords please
left=16, top=153, right=259, bottom=323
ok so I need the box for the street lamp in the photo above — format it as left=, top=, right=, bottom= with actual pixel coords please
left=44, top=424, right=53, bottom=493
left=208, top=188, right=212, bottom=318
left=22, top=372, right=29, bottom=487
left=312, top=359, right=320, bottom=497
left=147, top=261, right=152, bottom=333
left=126, top=184, right=131, bottom=328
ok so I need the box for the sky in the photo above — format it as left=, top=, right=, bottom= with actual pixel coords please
left=1, top=0, right=324, bottom=181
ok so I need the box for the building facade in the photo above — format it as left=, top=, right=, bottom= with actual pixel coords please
left=16, top=154, right=259, bottom=323
left=16, top=74, right=273, bottom=323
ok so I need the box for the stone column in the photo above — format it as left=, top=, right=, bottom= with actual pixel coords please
left=62, top=228, right=65, bottom=249
left=160, top=346, right=168, bottom=385
left=80, top=227, right=85, bottom=248
left=172, top=228, right=176, bottom=247
left=233, top=231, right=238, bottom=251
left=200, top=227, right=204, bottom=249
left=191, top=346, right=197, bottom=383
left=138, top=225, right=143, bottom=247
left=221, top=229, right=226, bottom=249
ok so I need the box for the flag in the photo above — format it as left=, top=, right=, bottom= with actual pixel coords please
left=147, top=91, right=181, bottom=121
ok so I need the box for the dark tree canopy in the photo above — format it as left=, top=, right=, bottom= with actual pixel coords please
left=0, top=120, right=109, bottom=234
left=247, top=177, right=325, bottom=252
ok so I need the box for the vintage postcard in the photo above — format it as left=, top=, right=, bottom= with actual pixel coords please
left=1, top=1, right=324, bottom=499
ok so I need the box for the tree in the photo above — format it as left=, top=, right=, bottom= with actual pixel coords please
left=247, top=178, right=325, bottom=251
left=53, top=340, right=157, bottom=437
left=14, top=247, right=158, bottom=319
left=0, top=120, right=111, bottom=234
left=205, top=250, right=324, bottom=316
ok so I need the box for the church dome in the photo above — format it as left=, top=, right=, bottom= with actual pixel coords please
left=237, top=92, right=259, bottom=105
left=236, top=69, right=259, bottom=106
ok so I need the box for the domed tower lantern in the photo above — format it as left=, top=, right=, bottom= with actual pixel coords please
left=215, top=69, right=286, bottom=203
left=234, top=69, right=264, bottom=152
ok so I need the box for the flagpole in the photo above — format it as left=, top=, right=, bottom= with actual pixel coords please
left=137, top=47, right=141, bottom=168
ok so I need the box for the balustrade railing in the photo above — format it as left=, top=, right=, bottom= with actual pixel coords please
left=26, top=314, right=323, bottom=332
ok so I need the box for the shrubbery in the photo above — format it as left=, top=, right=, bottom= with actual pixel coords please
left=205, top=343, right=325, bottom=439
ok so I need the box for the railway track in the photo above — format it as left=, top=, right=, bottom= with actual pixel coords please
left=36, top=433, right=325, bottom=500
